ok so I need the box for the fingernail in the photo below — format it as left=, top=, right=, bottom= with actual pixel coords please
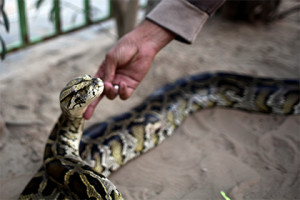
left=120, top=82, right=125, bottom=89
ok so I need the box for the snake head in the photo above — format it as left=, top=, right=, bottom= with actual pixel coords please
left=59, top=75, right=104, bottom=117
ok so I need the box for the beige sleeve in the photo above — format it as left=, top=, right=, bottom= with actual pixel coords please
left=146, top=0, right=216, bottom=44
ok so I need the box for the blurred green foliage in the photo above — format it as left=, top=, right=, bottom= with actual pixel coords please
left=0, top=0, right=9, bottom=60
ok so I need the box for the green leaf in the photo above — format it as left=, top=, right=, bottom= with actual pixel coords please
left=35, top=0, right=56, bottom=24
left=2, top=8, right=9, bottom=32
left=220, top=191, right=231, bottom=200
left=0, top=0, right=9, bottom=32
left=0, top=35, right=7, bottom=60
left=0, top=0, right=4, bottom=10
left=35, top=0, right=45, bottom=9
left=49, top=6, right=56, bottom=22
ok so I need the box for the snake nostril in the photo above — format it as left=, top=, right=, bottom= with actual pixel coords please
left=92, top=78, right=98, bottom=85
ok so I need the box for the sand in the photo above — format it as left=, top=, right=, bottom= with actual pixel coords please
left=0, top=1, right=299, bottom=199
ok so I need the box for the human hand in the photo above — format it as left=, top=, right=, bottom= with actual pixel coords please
left=84, top=20, right=175, bottom=120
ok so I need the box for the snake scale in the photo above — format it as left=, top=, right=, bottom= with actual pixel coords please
left=19, top=72, right=300, bottom=199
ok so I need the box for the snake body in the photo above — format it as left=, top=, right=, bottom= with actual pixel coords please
left=20, top=75, right=123, bottom=199
left=20, top=72, right=300, bottom=199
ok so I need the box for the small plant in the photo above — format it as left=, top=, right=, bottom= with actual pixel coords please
left=0, top=0, right=9, bottom=60
left=220, top=190, right=231, bottom=200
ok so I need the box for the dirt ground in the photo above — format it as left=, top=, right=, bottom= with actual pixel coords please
left=0, top=1, right=299, bottom=199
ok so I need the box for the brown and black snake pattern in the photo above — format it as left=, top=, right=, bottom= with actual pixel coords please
left=19, top=72, right=300, bottom=199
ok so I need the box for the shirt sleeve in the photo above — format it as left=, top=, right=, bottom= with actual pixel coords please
left=146, top=0, right=226, bottom=44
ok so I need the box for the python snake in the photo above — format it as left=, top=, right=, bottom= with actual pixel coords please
left=19, top=72, right=300, bottom=199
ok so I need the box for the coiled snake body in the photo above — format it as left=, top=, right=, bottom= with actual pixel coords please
left=20, top=72, right=300, bottom=199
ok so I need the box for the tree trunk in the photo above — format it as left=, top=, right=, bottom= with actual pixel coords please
left=112, top=0, right=139, bottom=38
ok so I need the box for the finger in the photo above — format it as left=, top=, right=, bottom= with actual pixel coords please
left=119, top=81, right=134, bottom=100
left=113, top=73, right=140, bottom=92
left=95, top=53, right=117, bottom=82
left=105, top=82, right=118, bottom=100
left=83, top=94, right=104, bottom=120
left=94, top=63, right=105, bottom=79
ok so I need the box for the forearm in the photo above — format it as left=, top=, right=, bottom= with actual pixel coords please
left=146, top=0, right=226, bottom=44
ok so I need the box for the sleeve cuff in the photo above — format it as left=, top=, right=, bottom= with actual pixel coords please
left=146, top=0, right=209, bottom=44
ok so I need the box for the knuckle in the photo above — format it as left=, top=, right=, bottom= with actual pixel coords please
left=105, top=51, right=115, bottom=62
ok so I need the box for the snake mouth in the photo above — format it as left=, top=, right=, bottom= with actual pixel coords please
left=90, top=77, right=104, bottom=98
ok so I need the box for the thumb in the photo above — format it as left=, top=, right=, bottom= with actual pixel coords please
left=85, top=54, right=117, bottom=120
left=97, top=53, right=117, bottom=82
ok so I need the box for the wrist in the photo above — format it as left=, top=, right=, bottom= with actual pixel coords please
left=133, top=20, right=175, bottom=54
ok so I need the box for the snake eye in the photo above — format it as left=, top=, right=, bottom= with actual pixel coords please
left=75, top=97, right=80, bottom=104
left=74, top=93, right=84, bottom=104
left=75, top=96, right=85, bottom=104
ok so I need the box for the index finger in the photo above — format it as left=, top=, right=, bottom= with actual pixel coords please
left=95, top=53, right=117, bottom=83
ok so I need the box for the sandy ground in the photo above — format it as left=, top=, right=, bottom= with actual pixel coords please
left=0, top=2, right=299, bottom=200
